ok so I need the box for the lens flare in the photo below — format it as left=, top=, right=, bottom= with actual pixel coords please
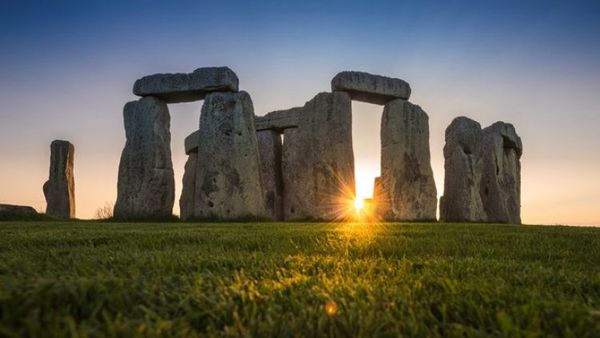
left=354, top=198, right=364, bottom=213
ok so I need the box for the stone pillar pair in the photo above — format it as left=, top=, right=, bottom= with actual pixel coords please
left=440, top=117, right=522, bottom=223
left=115, top=67, right=266, bottom=220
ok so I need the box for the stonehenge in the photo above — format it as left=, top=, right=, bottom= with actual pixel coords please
left=114, top=97, right=174, bottom=220
left=440, top=117, right=522, bottom=223
left=112, top=66, right=521, bottom=223
left=43, top=140, right=75, bottom=219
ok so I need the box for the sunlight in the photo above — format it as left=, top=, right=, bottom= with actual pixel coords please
left=354, top=198, right=364, bottom=213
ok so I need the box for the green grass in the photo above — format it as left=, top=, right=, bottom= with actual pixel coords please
left=0, top=222, right=599, bottom=337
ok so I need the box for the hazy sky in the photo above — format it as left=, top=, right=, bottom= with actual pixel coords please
left=1, top=0, right=599, bottom=225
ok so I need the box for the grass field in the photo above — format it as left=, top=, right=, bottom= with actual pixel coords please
left=0, top=221, right=599, bottom=337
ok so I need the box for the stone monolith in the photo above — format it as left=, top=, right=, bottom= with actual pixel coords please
left=193, top=91, right=267, bottom=220
left=114, top=96, right=174, bottom=220
left=179, top=131, right=199, bottom=221
left=380, top=99, right=437, bottom=221
left=43, top=140, right=75, bottom=218
left=282, top=91, right=355, bottom=220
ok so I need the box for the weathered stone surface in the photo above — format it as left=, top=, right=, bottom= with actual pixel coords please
left=133, top=67, right=239, bottom=103
left=255, top=108, right=301, bottom=131
left=193, top=91, right=267, bottom=220
left=480, top=122, right=522, bottom=223
left=440, top=117, right=523, bottom=224
left=439, top=117, right=486, bottom=222
left=257, top=130, right=284, bottom=220
left=331, top=71, right=411, bottom=105
left=114, top=97, right=174, bottom=220
left=282, top=92, right=355, bottom=220
left=0, top=204, right=38, bottom=219
left=179, top=152, right=197, bottom=221
left=379, top=100, right=437, bottom=221
left=43, top=140, right=75, bottom=218
left=184, top=130, right=199, bottom=155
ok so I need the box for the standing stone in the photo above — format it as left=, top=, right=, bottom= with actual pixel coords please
left=257, top=130, right=284, bottom=220
left=331, top=71, right=411, bottom=105
left=193, top=91, right=267, bottom=220
left=43, top=140, right=75, bottom=218
left=439, top=117, right=486, bottom=222
left=114, top=97, right=174, bottom=220
left=480, top=122, right=522, bottom=223
left=282, top=92, right=355, bottom=220
left=380, top=100, right=437, bottom=221
left=179, top=131, right=199, bottom=221
left=133, top=67, right=239, bottom=103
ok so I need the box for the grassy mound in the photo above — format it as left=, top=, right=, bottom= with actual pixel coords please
left=0, top=222, right=599, bottom=336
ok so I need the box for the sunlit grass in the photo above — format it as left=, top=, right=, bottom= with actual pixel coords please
left=1, top=222, right=599, bottom=336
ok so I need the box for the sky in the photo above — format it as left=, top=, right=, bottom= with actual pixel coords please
left=0, top=0, right=599, bottom=225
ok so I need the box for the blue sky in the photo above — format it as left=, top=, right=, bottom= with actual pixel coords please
left=1, top=0, right=600, bottom=223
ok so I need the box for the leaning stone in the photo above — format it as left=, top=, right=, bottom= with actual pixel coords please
left=282, top=92, right=355, bottom=220
left=439, top=117, right=486, bottom=222
left=193, top=91, right=267, bottom=220
left=0, top=204, right=38, bottom=220
left=331, top=71, right=411, bottom=105
left=257, top=130, right=284, bottom=220
left=380, top=99, right=437, bottom=221
left=133, top=67, right=239, bottom=103
left=114, top=97, right=174, bottom=220
left=480, top=122, right=522, bottom=224
left=43, top=140, right=75, bottom=218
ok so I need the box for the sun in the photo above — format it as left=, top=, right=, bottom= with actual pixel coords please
left=354, top=198, right=364, bottom=213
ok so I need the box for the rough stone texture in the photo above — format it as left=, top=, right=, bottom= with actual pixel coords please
left=193, top=91, right=267, bottom=220
left=0, top=204, right=38, bottom=219
left=439, top=117, right=486, bottom=222
left=43, top=140, right=75, bottom=219
left=331, top=71, right=411, bottom=105
left=282, top=92, right=355, bottom=220
left=184, top=130, right=199, bottom=155
left=133, top=67, right=239, bottom=103
left=480, top=122, right=522, bottom=223
left=372, top=176, right=388, bottom=218
left=257, top=130, right=284, bottom=220
left=255, top=108, right=301, bottom=131
left=379, top=100, right=437, bottom=221
left=179, top=152, right=197, bottom=221
left=114, top=97, right=174, bottom=220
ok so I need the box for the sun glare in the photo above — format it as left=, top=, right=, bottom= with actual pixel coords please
left=354, top=198, right=364, bottom=213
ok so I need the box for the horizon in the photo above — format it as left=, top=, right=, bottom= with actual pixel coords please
left=1, top=1, right=599, bottom=225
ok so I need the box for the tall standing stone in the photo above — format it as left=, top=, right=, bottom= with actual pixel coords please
left=380, top=100, right=437, bottom=221
left=257, top=130, right=284, bottom=220
left=114, top=96, right=174, bottom=220
left=193, top=91, right=267, bottom=220
left=43, top=140, right=75, bottom=218
left=282, top=92, right=355, bottom=220
left=439, top=117, right=486, bottom=222
left=179, top=131, right=199, bottom=221
left=480, top=122, right=522, bottom=223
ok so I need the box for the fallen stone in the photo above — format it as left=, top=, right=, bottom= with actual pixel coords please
left=257, top=130, right=284, bottom=220
left=114, top=96, right=175, bottom=220
left=380, top=99, right=437, bottom=221
left=193, top=91, right=267, bottom=220
left=0, top=204, right=39, bottom=220
left=480, top=122, right=522, bottom=223
left=282, top=92, right=355, bottom=220
left=331, top=71, right=411, bottom=105
left=43, top=140, right=75, bottom=219
left=133, top=67, right=239, bottom=103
